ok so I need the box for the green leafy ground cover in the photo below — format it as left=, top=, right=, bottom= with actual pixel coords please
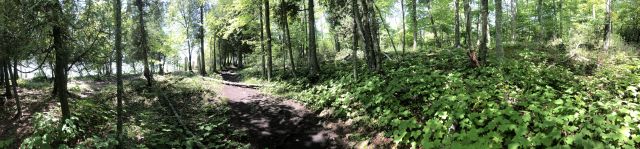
left=267, top=48, right=640, bottom=148
left=17, top=75, right=247, bottom=148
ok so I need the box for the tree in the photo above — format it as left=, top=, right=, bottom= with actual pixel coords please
left=510, top=0, right=517, bottom=43
left=199, top=4, right=207, bottom=76
left=401, top=0, right=406, bottom=54
left=280, top=0, right=296, bottom=76
left=352, top=0, right=359, bottom=78
left=426, top=0, right=440, bottom=47
left=51, top=0, right=72, bottom=121
left=307, top=0, right=320, bottom=80
left=465, top=0, right=479, bottom=67
left=603, top=0, right=612, bottom=51
left=11, top=58, right=20, bottom=120
left=537, top=0, right=543, bottom=41
left=136, top=0, right=153, bottom=86
left=479, top=0, right=488, bottom=64
left=259, top=2, right=266, bottom=78
left=265, top=0, right=273, bottom=81
left=496, top=0, right=503, bottom=60
left=178, top=0, right=196, bottom=72
left=411, top=0, right=418, bottom=51
left=454, top=0, right=461, bottom=48
left=113, top=0, right=124, bottom=145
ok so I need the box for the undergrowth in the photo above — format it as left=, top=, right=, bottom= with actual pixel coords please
left=20, top=75, right=247, bottom=148
left=268, top=48, right=640, bottom=148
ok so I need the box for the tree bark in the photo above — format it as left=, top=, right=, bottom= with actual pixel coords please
left=603, top=0, right=611, bottom=51
left=136, top=0, right=153, bottom=86
left=401, top=0, right=406, bottom=54
left=282, top=0, right=296, bottom=76
left=479, top=0, right=488, bottom=64
left=496, top=0, right=503, bottom=60
left=52, top=1, right=71, bottom=120
left=465, top=0, right=479, bottom=67
left=11, top=59, right=20, bottom=119
left=352, top=0, right=359, bottom=79
left=427, top=1, right=440, bottom=47
left=259, top=4, right=266, bottom=78
left=114, top=0, right=124, bottom=145
left=537, top=0, right=543, bottom=41
left=412, top=0, right=418, bottom=51
left=308, top=0, right=320, bottom=81
left=199, top=5, right=207, bottom=76
left=2, top=60, right=10, bottom=98
left=265, top=0, right=273, bottom=81
left=511, top=0, right=517, bottom=43
left=454, top=0, right=461, bottom=48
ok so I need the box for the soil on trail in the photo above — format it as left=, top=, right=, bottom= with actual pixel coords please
left=218, top=71, right=345, bottom=149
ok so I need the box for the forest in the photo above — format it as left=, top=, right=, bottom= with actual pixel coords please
left=1, top=0, right=639, bottom=148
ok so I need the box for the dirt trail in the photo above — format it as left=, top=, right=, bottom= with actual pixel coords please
left=218, top=71, right=345, bottom=149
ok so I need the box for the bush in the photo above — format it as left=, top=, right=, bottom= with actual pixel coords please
left=271, top=49, right=640, bottom=148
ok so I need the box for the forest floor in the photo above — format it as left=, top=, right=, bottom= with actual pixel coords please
left=218, top=71, right=349, bottom=148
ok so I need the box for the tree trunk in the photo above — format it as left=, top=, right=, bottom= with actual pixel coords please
left=199, top=5, right=207, bottom=76
left=427, top=1, right=440, bottom=47
left=2, top=60, right=10, bottom=98
left=352, top=0, right=359, bottom=79
left=259, top=4, right=266, bottom=78
left=465, top=0, right=479, bottom=67
left=401, top=0, right=406, bottom=54
left=308, top=0, right=320, bottom=81
left=537, top=0, right=543, bottom=41
left=285, top=19, right=296, bottom=75
left=454, top=0, right=461, bottom=48
left=479, top=0, right=488, bottom=64
left=603, top=0, right=611, bottom=51
left=511, top=0, right=517, bottom=43
left=113, top=0, right=124, bottom=144
left=11, top=58, right=21, bottom=120
left=412, top=0, right=418, bottom=51
left=265, top=0, right=273, bottom=81
left=136, top=0, right=153, bottom=86
left=188, top=40, right=192, bottom=72
left=52, top=1, right=71, bottom=120
left=496, top=0, right=503, bottom=60
left=281, top=0, right=296, bottom=76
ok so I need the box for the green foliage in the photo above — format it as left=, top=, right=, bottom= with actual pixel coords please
left=271, top=49, right=640, bottom=148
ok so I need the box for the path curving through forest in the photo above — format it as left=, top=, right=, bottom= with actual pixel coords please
left=218, top=71, right=345, bottom=149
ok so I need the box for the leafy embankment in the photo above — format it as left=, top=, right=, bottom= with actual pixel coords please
left=270, top=49, right=640, bottom=148
left=19, top=75, right=247, bottom=148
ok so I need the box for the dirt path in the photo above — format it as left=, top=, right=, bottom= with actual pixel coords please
left=218, top=72, right=345, bottom=149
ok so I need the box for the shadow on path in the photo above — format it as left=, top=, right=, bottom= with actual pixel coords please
left=219, top=71, right=344, bottom=149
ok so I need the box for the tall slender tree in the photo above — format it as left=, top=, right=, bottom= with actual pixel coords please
left=511, top=0, right=517, bottom=43
left=496, top=0, right=503, bottom=60
left=401, top=0, right=406, bottom=54
left=113, top=0, right=124, bottom=145
left=199, top=4, right=206, bottom=76
left=259, top=3, right=266, bottom=78
left=479, top=0, right=488, bottom=64
left=455, top=0, right=461, bottom=48
left=281, top=0, right=296, bottom=76
left=426, top=0, right=440, bottom=47
left=136, top=0, right=153, bottom=86
left=265, top=0, right=273, bottom=81
left=603, top=0, right=612, bottom=51
left=411, top=0, right=418, bottom=51
left=308, top=0, right=320, bottom=80
left=465, top=0, right=479, bottom=67
left=537, top=0, right=543, bottom=41
left=52, top=0, right=71, bottom=121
